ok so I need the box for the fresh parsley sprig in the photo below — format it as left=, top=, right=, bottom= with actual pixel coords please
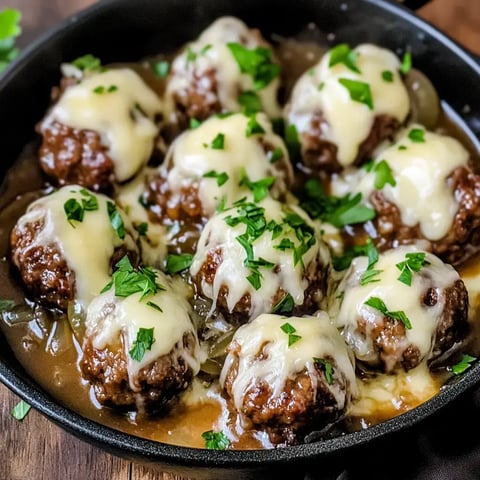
left=129, top=327, right=155, bottom=362
left=395, top=252, right=430, bottom=286
left=364, top=296, right=412, bottom=329
left=202, top=430, right=230, bottom=450
left=281, top=322, right=301, bottom=347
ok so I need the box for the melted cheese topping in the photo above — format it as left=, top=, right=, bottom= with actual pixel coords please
left=190, top=196, right=330, bottom=319
left=164, top=16, right=281, bottom=121
left=163, top=112, right=292, bottom=215
left=115, top=168, right=168, bottom=267
left=219, top=312, right=357, bottom=410
left=16, top=185, right=136, bottom=307
left=286, top=43, right=410, bottom=166
left=333, top=246, right=460, bottom=369
left=43, top=68, right=163, bottom=182
left=332, top=125, right=469, bottom=240
left=85, top=272, right=201, bottom=386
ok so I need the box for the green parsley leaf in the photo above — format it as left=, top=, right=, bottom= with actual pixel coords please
left=203, top=170, right=229, bottom=186
left=318, top=82, right=325, bottom=91
left=93, top=85, right=117, bottom=95
left=79, top=188, right=99, bottom=211
left=360, top=268, right=383, bottom=286
left=186, top=46, right=197, bottom=63
left=284, top=123, right=301, bottom=161
left=129, top=327, right=155, bottom=362
left=205, top=133, right=225, bottom=150
left=64, top=198, right=84, bottom=225
left=0, top=8, right=22, bottom=73
left=146, top=301, right=163, bottom=312
left=451, top=354, right=476, bottom=375
left=313, top=358, right=334, bottom=385
left=11, top=400, right=31, bottom=421
left=268, top=147, right=284, bottom=164
left=381, top=70, right=394, bottom=82
left=135, top=222, right=148, bottom=236
left=398, top=145, right=408, bottom=151
left=0, top=299, right=15, bottom=311
left=339, top=78, right=374, bottom=110
left=239, top=171, right=275, bottom=202
left=238, top=90, right=262, bottom=114
left=364, top=296, right=412, bottom=329
left=190, top=118, right=202, bottom=129
left=166, top=253, right=194, bottom=274
left=107, top=201, right=125, bottom=239
left=395, top=252, right=430, bottom=286
left=227, top=42, right=281, bottom=91
left=281, top=322, right=301, bottom=347
left=332, top=239, right=377, bottom=271
left=373, top=159, right=396, bottom=190
left=107, top=85, right=118, bottom=93
left=153, top=60, right=169, bottom=78
left=71, top=53, right=101, bottom=72
left=272, top=293, right=295, bottom=314
left=400, top=51, right=412, bottom=75
left=245, top=114, right=266, bottom=137
left=201, top=430, right=230, bottom=450
left=328, top=43, right=361, bottom=73
left=408, top=128, right=425, bottom=143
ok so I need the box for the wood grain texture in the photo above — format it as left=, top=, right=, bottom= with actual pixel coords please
left=0, top=1, right=478, bottom=479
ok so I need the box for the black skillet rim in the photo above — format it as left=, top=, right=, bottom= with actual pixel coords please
left=1, top=0, right=480, bottom=470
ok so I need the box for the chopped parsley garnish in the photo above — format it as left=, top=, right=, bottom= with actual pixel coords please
left=0, top=8, right=22, bottom=73
left=135, top=222, right=148, bottom=236
left=451, top=354, right=476, bottom=375
left=408, top=128, right=425, bottom=143
left=281, top=322, right=301, bottom=347
left=129, top=327, right=155, bottom=362
left=299, top=178, right=376, bottom=228
left=107, top=201, right=125, bottom=239
left=227, top=42, right=281, bottom=91
left=359, top=241, right=382, bottom=285
left=372, top=159, right=396, bottom=190
left=382, top=70, right=394, bottom=82
left=166, top=253, right=194, bottom=274
left=328, top=43, right=360, bottom=73
left=153, top=60, right=169, bottom=78
left=190, top=118, right=202, bottom=129
left=185, top=44, right=211, bottom=64
left=398, top=145, right=408, bottom=151
left=64, top=189, right=99, bottom=226
left=364, top=296, right=412, bottom=329
left=101, top=255, right=166, bottom=300
left=11, top=400, right=31, bottom=421
left=202, top=430, right=230, bottom=450
left=203, top=170, right=229, bottom=186
left=272, top=293, right=295, bottom=314
left=245, top=114, right=266, bottom=137
left=360, top=268, right=383, bottom=286
left=284, top=123, right=301, bottom=161
left=268, top=147, right=284, bottom=164
left=239, top=171, right=275, bottom=202
left=318, top=82, right=325, bottom=91
left=339, top=78, right=374, bottom=110
left=146, top=301, right=162, bottom=312
left=204, top=133, right=225, bottom=150
left=395, top=252, right=430, bottom=286
left=332, top=239, right=378, bottom=271
left=71, top=53, right=101, bottom=72
left=313, top=358, right=334, bottom=385
left=0, top=299, right=15, bottom=311
left=238, top=90, right=262, bottom=114
left=93, top=85, right=118, bottom=94
left=400, top=51, right=412, bottom=75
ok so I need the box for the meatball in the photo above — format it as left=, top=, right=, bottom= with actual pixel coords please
left=163, top=16, right=282, bottom=133
left=220, top=312, right=357, bottom=446
left=330, top=245, right=469, bottom=373
left=284, top=43, right=410, bottom=174
left=80, top=268, right=201, bottom=412
left=10, top=185, right=138, bottom=310
left=142, top=112, right=293, bottom=251
left=190, top=196, right=331, bottom=324
left=37, top=68, right=163, bottom=191
left=331, top=125, right=478, bottom=267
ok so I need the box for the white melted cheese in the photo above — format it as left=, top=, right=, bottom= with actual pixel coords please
left=163, top=112, right=292, bottom=215
left=332, top=125, right=469, bottom=240
left=164, top=16, right=281, bottom=121
left=115, top=168, right=168, bottom=267
left=43, top=68, right=163, bottom=182
left=190, top=196, right=330, bottom=319
left=219, top=312, right=357, bottom=411
left=286, top=43, right=410, bottom=166
left=333, top=246, right=460, bottom=369
left=16, top=185, right=136, bottom=307
left=85, top=272, right=201, bottom=387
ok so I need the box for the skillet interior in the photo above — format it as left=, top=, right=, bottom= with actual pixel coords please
left=0, top=0, right=480, bottom=478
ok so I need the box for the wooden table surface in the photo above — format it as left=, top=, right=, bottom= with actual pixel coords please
left=1, top=1, right=479, bottom=479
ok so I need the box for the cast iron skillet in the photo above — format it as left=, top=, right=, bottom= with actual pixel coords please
left=1, top=0, right=480, bottom=479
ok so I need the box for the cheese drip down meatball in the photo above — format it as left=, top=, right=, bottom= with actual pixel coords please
left=38, top=68, right=163, bottom=191
left=190, top=196, right=331, bottom=323
left=220, top=312, right=357, bottom=446
left=163, top=16, right=282, bottom=131
left=331, top=125, right=480, bottom=266
left=80, top=265, right=201, bottom=412
left=142, top=112, right=293, bottom=245
left=284, top=43, right=410, bottom=173
left=10, top=185, right=138, bottom=310
left=330, top=246, right=469, bottom=374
